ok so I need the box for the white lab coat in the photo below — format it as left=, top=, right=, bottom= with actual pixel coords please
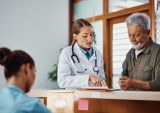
left=58, top=42, right=106, bottom=88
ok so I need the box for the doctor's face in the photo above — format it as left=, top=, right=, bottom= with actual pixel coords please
left=74, top=26, right=94, bottom=51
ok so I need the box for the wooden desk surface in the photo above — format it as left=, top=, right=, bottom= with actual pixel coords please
left=74, top=90, right=160, bottom=101
left=27, top=89, right=49, bottom=97
left=28, top=89, right=160, bottom=113
left=73, top=90, right=160, bottom=113
left=28, top=89, right=160, bottom=101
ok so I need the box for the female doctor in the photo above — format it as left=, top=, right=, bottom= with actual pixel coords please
left=58, top=18, right=106, bottom=89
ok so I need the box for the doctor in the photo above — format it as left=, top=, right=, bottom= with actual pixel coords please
left=58, top=18, right=106, bottom=89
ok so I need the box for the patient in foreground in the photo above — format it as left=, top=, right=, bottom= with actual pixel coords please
left=0, top=47, right=52, bottom=113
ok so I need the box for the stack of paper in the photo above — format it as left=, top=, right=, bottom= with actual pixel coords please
left=80, top=86, right=109, bottom=90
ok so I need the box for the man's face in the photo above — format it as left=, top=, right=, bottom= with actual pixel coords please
left=127, top=24, right=149, bottom=50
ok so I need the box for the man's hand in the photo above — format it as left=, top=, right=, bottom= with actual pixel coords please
left=118, top=76, right=132, bottom=90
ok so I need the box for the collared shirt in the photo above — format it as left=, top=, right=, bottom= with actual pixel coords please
left=121, top=39, right=160, bottom=90
left=78, top=44, right=94, bottom=60
left=0, top=65, right=6, bottom=89
left=135, top=49, right=143, bottom=59
left=0, top=85, right=52, bottom=113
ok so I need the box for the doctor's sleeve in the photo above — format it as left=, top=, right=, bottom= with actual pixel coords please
left=99, top=53, right=106, bottom=81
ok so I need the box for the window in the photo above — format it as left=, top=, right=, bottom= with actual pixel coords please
left=91, top=21, right=103, bottom=53
left=73, top=0, right=103, bottom=20
left=109, top=0, right=149, bottom=13
left=112, top=22, right=132, bottom=89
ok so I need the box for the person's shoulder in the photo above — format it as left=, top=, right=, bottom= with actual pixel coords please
left=0, top=87, right=51, bottom=113
left=148, top=41, right=160, bottom=54
left=128, top=48, right=134, bottom=53
left=94, top=47, right=102, bottom=54
left=60, top=45, right=72, bottom=58
left=23, top=96, right=42, bottom=106
left=0, top=86, right=14, bottom=99
left=20, top=96, right=51, bottom=113
left=61, top=45, right=72, bottom=53
left=28, top=97, right=52, bottom=113
left=0, top=87, right=8, bottom=100
left=151, top=42, right=160, bottom=49
left=125, top=48, right=134, bottom=56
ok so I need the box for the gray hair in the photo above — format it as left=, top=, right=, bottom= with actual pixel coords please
left=126, top=12, right=150, bottom=32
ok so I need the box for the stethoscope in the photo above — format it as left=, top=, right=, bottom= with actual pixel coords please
left=71, top=43, right=99, bottom=74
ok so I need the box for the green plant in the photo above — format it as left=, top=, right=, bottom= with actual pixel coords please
left=48, top=64, right=58, bottom=82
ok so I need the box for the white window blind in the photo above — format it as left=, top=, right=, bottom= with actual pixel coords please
left=156, top=1, right=160, bottom=44
left=112, top=22, right=132, bottom=89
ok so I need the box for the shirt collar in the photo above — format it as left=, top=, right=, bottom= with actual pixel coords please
left=77, top=43, right=93, bottom=55
left=7, top=84, right=25, bottom=94
left=141, top=39, right=153, bottom=54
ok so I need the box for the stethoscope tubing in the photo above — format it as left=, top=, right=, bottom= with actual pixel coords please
left=71, top=43, right=99, bottom=74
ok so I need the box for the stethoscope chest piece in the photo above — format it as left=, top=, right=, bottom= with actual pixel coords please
left=93, top=66, right=99, bottom=74
left=93, top=66, right=99, bottom=72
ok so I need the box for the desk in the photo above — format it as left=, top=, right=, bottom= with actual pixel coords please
left=27, top=89, right=49, bottom=105
left=74, top=91, right=160, bottom=113
left=28, top=90, right=160, bottom=113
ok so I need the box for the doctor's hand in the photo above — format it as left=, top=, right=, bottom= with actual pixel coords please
left=89, top=75, right=106, bottom=86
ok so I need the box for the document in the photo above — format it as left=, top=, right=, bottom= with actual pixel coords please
left=80, top=86, right=120, bottom=91
left=80, top=86, right=109, bottom=90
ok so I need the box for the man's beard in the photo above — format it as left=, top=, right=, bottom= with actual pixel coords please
left=131, top=42, right=146, bottom=50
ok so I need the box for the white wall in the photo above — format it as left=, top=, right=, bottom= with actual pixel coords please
left=0, top=0, right=69, bottom=89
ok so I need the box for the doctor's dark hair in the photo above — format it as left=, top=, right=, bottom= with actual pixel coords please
left=71, top=18, right=93, bottom=45
left=0, top=47, right=35, bottom=79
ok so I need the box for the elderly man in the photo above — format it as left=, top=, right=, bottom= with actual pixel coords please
left=118, top=12, right=160, bottom=91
